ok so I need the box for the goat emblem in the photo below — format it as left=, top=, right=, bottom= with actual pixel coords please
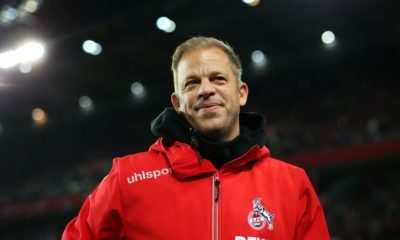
left=248, top=198, right=275, bottom=231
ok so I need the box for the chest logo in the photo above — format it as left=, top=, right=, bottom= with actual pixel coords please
left=248, top=198, right=275, bottom=231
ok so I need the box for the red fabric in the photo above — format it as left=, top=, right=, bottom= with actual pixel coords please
left=63, top=138, right=330, bottom=240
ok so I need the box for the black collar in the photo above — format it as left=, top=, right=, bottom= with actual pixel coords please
left=151, top=107, right=267, bottom=169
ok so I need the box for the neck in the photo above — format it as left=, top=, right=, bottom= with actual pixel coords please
left=200, top=123, right=240, bottom=143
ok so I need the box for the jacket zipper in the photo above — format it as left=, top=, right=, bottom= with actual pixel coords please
left=212, top=173, right=220, bottom=240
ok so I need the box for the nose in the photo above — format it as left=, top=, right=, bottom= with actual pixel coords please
left=197, top=79, right=215, bottom=98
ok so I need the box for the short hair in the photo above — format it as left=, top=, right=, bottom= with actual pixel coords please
left=171, top=36, right=243, bottom=92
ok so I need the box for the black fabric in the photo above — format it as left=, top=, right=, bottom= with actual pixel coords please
left=151, top=107, right=267, bottom=169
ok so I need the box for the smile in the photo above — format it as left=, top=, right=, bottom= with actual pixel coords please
left=196, top=103, right=222, bottom=113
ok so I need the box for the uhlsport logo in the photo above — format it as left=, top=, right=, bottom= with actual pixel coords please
left=126, top=168, right=172, bottom=184
left=248, top=198, right=275, bottom=231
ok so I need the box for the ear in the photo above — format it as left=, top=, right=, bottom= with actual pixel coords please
left=171, top=92, right=181, bottom=112
left=238, top=82, right=249, bottom=106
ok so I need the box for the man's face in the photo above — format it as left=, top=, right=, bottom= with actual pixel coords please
left=171, top=47, right=248, bottom=142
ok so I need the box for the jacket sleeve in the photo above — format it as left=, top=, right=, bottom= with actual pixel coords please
left=294, top=169, right=330, bottom=240
left=62, top=158, right=125, bottom=240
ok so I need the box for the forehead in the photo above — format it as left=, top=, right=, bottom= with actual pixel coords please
left=177, top=47, right=231, bottom=75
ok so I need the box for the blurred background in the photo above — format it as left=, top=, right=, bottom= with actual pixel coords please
left=0, top=0, right=399, bottom=239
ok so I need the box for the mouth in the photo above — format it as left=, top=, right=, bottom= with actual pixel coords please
left=195, top=103, right=222, bottom=110
left=195, top=102, right=223, bottom=115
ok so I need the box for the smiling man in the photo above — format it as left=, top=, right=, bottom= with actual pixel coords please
left=63, top=36, right=330, bottom=240
left=171, top=45, right=248, bottom=141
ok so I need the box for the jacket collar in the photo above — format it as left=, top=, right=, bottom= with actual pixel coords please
left=150, top=138, right=270, bottom=180
left=150, top=107, right=268, bottom=169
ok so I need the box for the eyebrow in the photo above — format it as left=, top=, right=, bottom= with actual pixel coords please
left=184, top=74, right=199, bottom=81
left=184, top=71, right=225, bottom=80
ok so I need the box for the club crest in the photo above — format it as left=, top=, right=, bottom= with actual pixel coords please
left=248, top=198, right=275, bottom=231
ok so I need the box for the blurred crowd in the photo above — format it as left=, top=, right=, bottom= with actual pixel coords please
left=0, top=159, right=109, bottom=239
left=320, top=168, right=400, bottom=240
left=265, top=80, right=399, bottom=157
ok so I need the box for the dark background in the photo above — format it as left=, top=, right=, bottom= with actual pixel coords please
left=0, top=0, right=399, bottom=239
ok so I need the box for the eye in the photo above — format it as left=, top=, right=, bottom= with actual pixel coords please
left=213, top=75, right=226, bottom=82
left=184, top=79, right=198, bottom=89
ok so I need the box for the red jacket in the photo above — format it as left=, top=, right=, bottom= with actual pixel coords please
left=63, top=138, right=330, bottom=240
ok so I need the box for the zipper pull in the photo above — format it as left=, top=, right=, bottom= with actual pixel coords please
left=214, top=175, right=220, bottom=202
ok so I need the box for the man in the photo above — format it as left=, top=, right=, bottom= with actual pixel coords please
left=63, top=36, right=330, bottom=239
